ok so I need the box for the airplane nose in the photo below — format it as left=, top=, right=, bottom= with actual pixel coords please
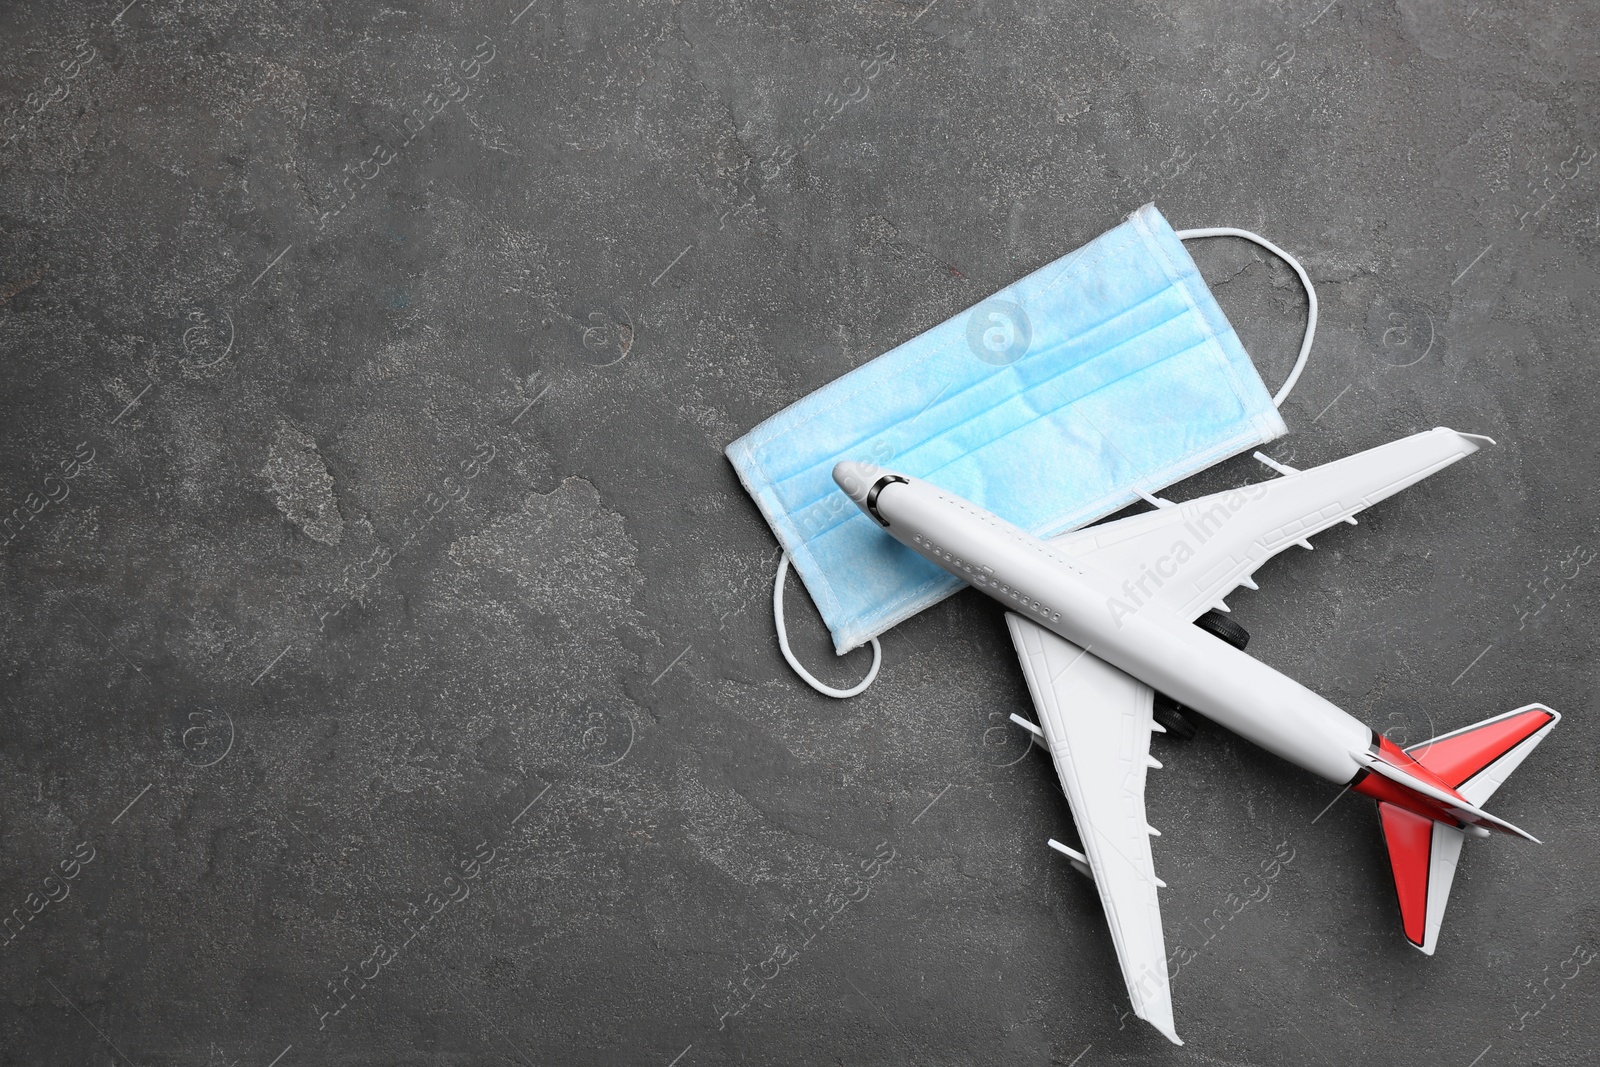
left=832, top=460, right=883, bottom=505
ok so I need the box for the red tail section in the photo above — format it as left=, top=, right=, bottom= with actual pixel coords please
left=1376, top=802, right=1436, bottom=946
left=1407, top=707, right=1557, bottom=798
left=1362, top=705, right=1560, bottom=953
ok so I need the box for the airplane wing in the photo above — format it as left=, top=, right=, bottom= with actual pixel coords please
left=1005, top=612, right=1180, bottom=1045
left=1047, top=427, right=1490, bottom=622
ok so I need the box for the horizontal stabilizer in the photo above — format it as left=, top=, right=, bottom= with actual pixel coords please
left=1407, top=705, right=1560, bottom=807
left=1372, top=704, right=1559, bottom=953
left=1376, top=802, right=1465, bottom=953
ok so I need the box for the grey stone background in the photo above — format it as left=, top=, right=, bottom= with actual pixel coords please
left=1, top=0, right=1596, bottom=1064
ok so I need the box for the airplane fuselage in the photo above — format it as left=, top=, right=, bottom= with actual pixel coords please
left=844, top=469, right=1373, bottom=785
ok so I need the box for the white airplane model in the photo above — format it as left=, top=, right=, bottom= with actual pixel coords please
left=832, top=428, right=1559, bottom=1045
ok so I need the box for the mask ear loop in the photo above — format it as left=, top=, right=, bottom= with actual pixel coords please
left=1174, top=227, right=1317, bottom=408
left=774, top=552, right=882, bottom=698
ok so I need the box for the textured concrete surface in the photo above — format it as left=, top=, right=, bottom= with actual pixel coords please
left=2, top=1, right=1598, bottom=1064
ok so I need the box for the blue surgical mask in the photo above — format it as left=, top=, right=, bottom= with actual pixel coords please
left=727, top=205, right=1316, bottom=695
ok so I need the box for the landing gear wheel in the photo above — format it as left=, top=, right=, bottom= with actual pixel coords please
left=1196, top=609, right=1250, bottom=650
left=1152, top=694, right=1198, bottom=740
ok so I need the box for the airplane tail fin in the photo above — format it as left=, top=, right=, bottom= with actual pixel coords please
left=1406, top=705, right=1561, bottom=806
left=1375, top=704, right=1560, bottom=954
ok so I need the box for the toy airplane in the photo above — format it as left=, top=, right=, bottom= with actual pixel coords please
left=832, top=427, right=1559, bottom=1045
